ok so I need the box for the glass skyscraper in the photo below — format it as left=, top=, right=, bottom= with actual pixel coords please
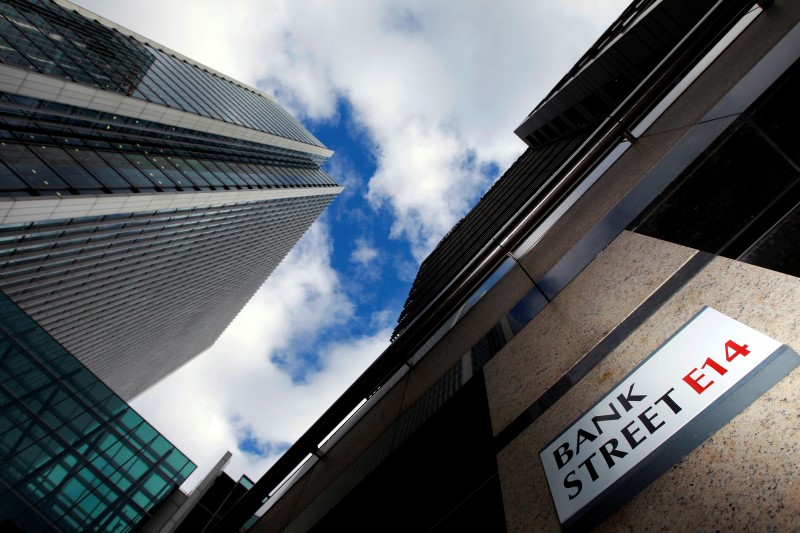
left=0, top=0, right=342, bottom=399
left=0, top=291, right=195, bottom=532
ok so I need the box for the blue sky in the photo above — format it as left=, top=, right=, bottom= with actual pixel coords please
left=72, top=0, right=631, bottom=488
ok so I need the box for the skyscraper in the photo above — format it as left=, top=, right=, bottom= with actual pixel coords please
left=0, top=0, right=342, bottom=399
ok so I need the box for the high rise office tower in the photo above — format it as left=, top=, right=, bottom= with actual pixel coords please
left=0, top=0, right=342, bottom=399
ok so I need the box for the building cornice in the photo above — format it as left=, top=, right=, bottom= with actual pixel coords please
left=54, top=0, right=278, bottom=104
left=0, top=63, right=333, bottom=158
left=0, top=186, right=343, bottom=225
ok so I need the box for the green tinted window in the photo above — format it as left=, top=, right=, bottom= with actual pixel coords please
left=0, top=294, right=194, bottom=532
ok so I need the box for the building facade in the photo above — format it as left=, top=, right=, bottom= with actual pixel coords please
left=0, top=291, right=195, bottom=532
left=0, top=0, right=342, bottom=399
left=216, top=0, right=800, bottom=531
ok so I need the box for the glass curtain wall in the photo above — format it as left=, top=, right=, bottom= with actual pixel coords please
left=0, top=291, right=195, bottom=533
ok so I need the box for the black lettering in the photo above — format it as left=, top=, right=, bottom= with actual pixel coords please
left=617, top=383, right=646, bottom=412
left=591, top=402, right=621, bottom=435
left=553, top=442, right=573, bottom=469
left=575, top=428, right=597, bottom=455
left=638, top=406, right=665, bottom=434
left=578, top=452, right=599, bottom=481
left=621, top=420, right=646, bottom=449
left=564, top=470, right=582, bottom=500
left=655, top=387, right=682, bottom=414
left=599, top=438, right=628, bottom=468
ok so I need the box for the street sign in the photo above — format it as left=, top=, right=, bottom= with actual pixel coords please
left=540, top=307, right=799, bottom=529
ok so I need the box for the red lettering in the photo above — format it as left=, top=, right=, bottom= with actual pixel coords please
left=683, top=339, right=751, bottom=395
left=725, top=339, right=750, bottom=362
left=701, top=357, right=727, bottom=376
left=683, top=367, right=714, bottom=394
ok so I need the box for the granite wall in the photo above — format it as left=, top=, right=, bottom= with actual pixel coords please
left=487, top=231, right=800, bottom=531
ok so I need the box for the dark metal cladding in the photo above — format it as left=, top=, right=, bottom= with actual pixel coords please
left=394, top=0, right=741, bottom=341
left=393, top=129, right=594, bottom=341
left=515, top=0, right=720, bottom=147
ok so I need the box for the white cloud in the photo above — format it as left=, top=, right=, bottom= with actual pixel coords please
left=74, top=0, right=629, bottom=261
left=350, top=238, right=379, bottom=267
left=130, top=220, right=390, bottom=487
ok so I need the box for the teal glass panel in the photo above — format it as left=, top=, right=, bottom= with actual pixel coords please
left=89, top=501, right=108, bottom=521
left=17, top=366, right=47, bottom=393
left=119, top=408, right=143, bottom=430
left=52, top=396, right=80, bottom=421
left=90, top=452, right=109, bottom=473
left=112, top=444, right=135, bottom=467
left=103, top=439, right=122, bottom=459
left=132, top=489, right=151, bottom=510
left=97, top=432, right=119, bottom=452
left=66, top=367, right=95, bottom=391
left=101, top=486, right=120, bottom=506
left=179, top=461, right=196, bottom=480
left=76, top=491, right=101, bottom=516
left=0, top=363, right=11, bottom=386
left=165, top=448, right=189, bottom=471
left=100, top=394, right=127, bottom=417
left=17, top=328, right=52, bottom=352
left=15, top=441, right=47, bottom=475
left=48, top=353, right=82, bottom=375
left=68, top=412, right=95, bottom=435
left=143, top=472, right=168, bottom=497
left=0, top=405, right=22, bottom=435
left=2, top=374, right=25, bottom=397
left=153, top=480, right=172, bottom=500
left=10, top=422, right=48, bottom=458
left=124, top=456, right=149, bottom=480
left=43, top=463, right=68, bottom=486
left=103, top=516, right=127, bottom=533
left=24, top=395, right=45, bottom=415
left=122, top=503, right=141, bottom=520
left=1, top=350, right=34, bottom=380
left=150, top=435, right=171, bottom=458
left=112, top=471, right=132, bottom=491
left=61, top=477, right=89, bottom=504
left=57, top=422, right=77, bottom=443
left=134, top=423, right=157, bottom=445
left=80, top=381, right=112, bottom=404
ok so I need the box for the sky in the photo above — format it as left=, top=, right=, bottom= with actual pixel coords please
left=71, top=0, right=631, bottom=489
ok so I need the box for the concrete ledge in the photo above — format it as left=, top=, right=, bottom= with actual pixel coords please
left=485, top=232, right=697, bottom=436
